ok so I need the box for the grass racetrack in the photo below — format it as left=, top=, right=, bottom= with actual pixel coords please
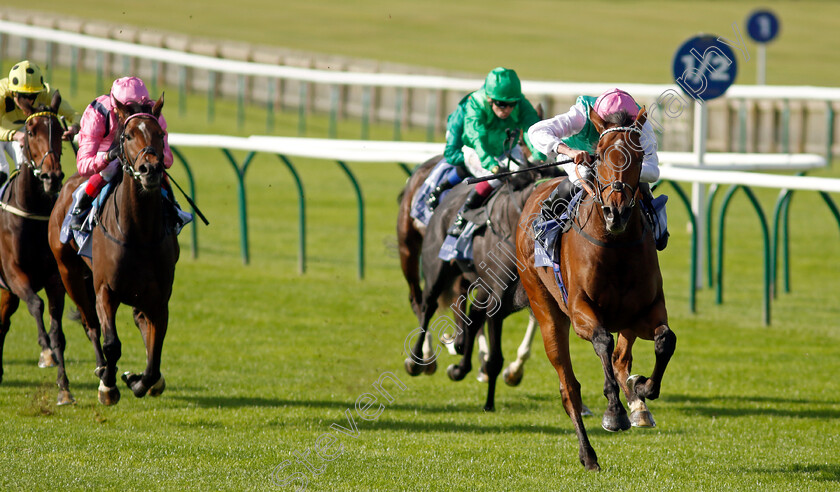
left=1, top=2, right=840, bottom=490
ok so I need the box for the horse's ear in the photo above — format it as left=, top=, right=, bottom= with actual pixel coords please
left=113, top=96, right=130, bottom=122
left=536, top=102, right=544, bottom=120
left=635, top=106, right=647, bottom=128
left=152, top=92, right=165, bottom=119
left=50, top=90, right=62, bottom=114
left=589, top=107, right=605, bottom=134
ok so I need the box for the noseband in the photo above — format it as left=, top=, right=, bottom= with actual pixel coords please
left=119, top=113, right=163, bottom=181
left=22, top=111, right=60, bottom=179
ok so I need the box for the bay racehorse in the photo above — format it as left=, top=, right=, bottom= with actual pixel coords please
left=516, top=107, right=676, bottom=470
left=404, top=166, right=555, bottom=411
left=0, top=93, right=70, bottom=403
left=48, top=94, right=179, bottom=406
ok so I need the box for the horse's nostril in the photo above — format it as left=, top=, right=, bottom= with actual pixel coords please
left=139, top=164, right=149, bottom=175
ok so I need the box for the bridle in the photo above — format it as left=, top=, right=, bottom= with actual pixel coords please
left=22, top=110, right=60, bottom=179
left=119, top=112, right=164, bottom=181
left=576, top=125, right=643, bottom=210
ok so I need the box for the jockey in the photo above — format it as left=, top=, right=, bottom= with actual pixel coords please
left=68, top=76, right=174, bottom=230
left=423, top=91, right=473, bottom=211
left=446, top=67, right=544, bottom=237
left=528, top=88, right=667, bottom=249
left=0, top=60, right=80, bottom=184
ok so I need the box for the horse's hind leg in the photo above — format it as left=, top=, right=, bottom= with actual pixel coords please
left=0, top=291, right=20, bottom=385
left=14, top=282, right=55, bottom=369
left=446, top=306, right=485, bottom=382
left=503, top=312, right=538, bottom=386
left=123, top=307, right=168, bottom=398
left=481, top=316, right=506, bottom=412
left=45, top=275, right=74, bottom=405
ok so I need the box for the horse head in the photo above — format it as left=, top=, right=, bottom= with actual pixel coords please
left=588, top=106, right=648, bottom=234
left=18, top=91, right=64, bottom=195
left=113, top=93, right=166, bottom=191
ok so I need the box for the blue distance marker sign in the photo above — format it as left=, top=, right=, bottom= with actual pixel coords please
left=747, top=9, right=780, bottom=44
left=672, top=34, right=738, bottom=102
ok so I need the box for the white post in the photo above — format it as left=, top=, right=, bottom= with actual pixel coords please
left=757, top=44, right=766, bottom=85
left=692, top=101, right=708, bottom=288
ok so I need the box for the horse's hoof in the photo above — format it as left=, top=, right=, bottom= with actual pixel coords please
left=503, top=366, right=523, bottom=387
left=581, top=403, right=594, bottom=417
left=404, top=358, right=425, bottom=377
left=57, top=390, right=76, bottom=406
left=476, top=371, right=489, bottom=383
left=584, top=461, right=601, bottom=472
left=97, top=382, right=120, bottom=406
left=148, top=375, right=166, bottom=397
left=630, top=410, right=656, bottom=428
left=122, top=372, right=148, bottom=398
left=38, top=349, right=57, bottom=368
left=446, top=364, right=468, bottom=382
left=483, top=404, right=495, bottom=412
left=601, top=412, right=631, bottom=432
left=423, top=359, right=437, bottom=376
left=93, top=366, right=106, bottom=379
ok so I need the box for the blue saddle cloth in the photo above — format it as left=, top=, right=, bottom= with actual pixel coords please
left=410, top=161, right=455, bottom=226
left=438, top=221, right=479, bottom=262
left=59, top=180, right=194, bottom=259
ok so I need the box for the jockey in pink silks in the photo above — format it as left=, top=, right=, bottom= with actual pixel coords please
left=69, top=76, right=174, bottom=230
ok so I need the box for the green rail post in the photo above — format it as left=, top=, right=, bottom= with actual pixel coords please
left=426, top=91, right=437, bottom=142
left=398, top=163, right=413, bottom=176
left=45, top=42, right=53, bottom=82
left=151, top=60, right=159, bottom=97
left=237, top=74, right=246, bottom=130
left=770, top=189, right=793, bottom=297
left=221, top=149, right=256, bottom=265
left=665, top=180, right=697, bottom=313
left=827, top=102, right=835, bottom=163
left=277, top=155, right=307, bottom=274
left=170, top=146, right=199, bottom=259
left=819, top=192, right=840, bottom=235
left=70, top=46, right=78, bottom=97
left=716, top=185, right=771, bottom=325
left=705, top=184, right=719, bottom=288
left=95, top=51, right=104, bottom=96
left=329, top=85, right=339, bottom=139
left=336, top=161, right=364, bottom=279
left=207, top=71, right=216, bottom=124
left=361, top=86, right=371, bottom=140
left=393, top=88, right=403, bottom=141
left=178, top=66, right=187, bottom=117
left=266, top=78, right=275, bottom=133
left=298, top=83, right=308, bottom=136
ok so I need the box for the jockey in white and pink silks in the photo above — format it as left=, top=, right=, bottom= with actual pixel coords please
left=69, top=76, right=174, bottom=229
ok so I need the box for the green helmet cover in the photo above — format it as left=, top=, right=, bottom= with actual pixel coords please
left=484, top=67, right=521, bottom=102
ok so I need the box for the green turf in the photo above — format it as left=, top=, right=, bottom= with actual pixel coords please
left=0, top=8, right=839, bottom=491
left=16, top=1, right=840, bottom=86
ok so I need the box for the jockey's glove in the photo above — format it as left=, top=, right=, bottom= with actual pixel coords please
left=106, top=146, right=121, bottom=162
left=490, top=165, right=500, bottom=174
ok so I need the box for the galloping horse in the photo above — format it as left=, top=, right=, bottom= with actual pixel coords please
left=516, top=107, right=676, bottom=471
left=404, top=167, right=553, bottom=411
left=0, top=93, right=69, bottom=403
left=48, top=94, right=179, bottom=406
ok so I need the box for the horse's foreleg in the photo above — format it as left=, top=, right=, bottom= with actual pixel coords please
left=95, top=288, right=121, bottom=406
left=12, top=280, right=55, bottom=368
left=628, top=323, right=676, bottom=402
left=45, top=276, right=74, bottom=405
left=590, top=325, right=630, bottom=433
left=0, top=291, right=20, bottom=385
left=481, top=316, right=505, bottom=412
left=503, top=312, right=538, bottom=387
left=123, top=307, right=167, bottom=398
left=446, top=307, right=484, bottom=382
left=613, top=331, right=655, bottom=427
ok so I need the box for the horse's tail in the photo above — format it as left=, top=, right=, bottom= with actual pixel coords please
left=513, top=280, right=530, bottom=310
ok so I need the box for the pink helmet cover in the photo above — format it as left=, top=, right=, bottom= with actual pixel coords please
left=593, top=88, right=639, bottom=118
left=110, top=76, right=151, bottom=105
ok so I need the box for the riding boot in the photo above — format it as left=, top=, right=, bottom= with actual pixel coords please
left=0, top=171, right=7, bottom=187
left=68, top=192, right=95, bottom=231
left=447, top=188, right=486, bottom=237
left=639, top=182, right=669, bottom=250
